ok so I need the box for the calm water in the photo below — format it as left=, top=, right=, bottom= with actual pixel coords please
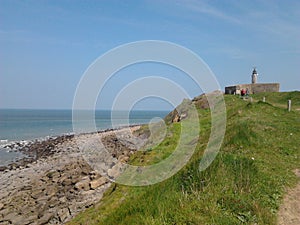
left=0, top=109, right=169, bottom=165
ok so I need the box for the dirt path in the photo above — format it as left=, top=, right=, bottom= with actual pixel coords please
left=277, top=169, right=300, bottom=225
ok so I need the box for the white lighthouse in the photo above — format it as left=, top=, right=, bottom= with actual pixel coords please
left=252, top=68, right=258, bottom=84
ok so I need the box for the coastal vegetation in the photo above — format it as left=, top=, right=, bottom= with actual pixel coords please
left=69, top=91, right=300, bottom=225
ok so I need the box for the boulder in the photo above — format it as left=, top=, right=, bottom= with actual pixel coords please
left=74, top=176, right=90, bottom=191
left=90, top=177, right=107, bottom=189
left=58, top=207, right=70, bottom=222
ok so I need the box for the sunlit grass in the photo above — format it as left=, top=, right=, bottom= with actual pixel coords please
left=68, top=92, right=300, bottom=225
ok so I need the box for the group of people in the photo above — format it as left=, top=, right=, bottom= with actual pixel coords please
left=240, top=88, right=250, bottom=96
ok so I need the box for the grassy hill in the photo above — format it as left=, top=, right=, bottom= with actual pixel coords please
left=68, top=91, right=300, bottom=225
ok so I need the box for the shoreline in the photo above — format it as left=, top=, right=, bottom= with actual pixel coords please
left=0, top=125, right=143, bottom=224
left=0, top=124, right=143, bottom=171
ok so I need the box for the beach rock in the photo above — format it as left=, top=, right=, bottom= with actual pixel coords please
left=45, top=186, right=57, bottom=197
left=74, top=176, right=90, bottom=191
left=71, top=176, right=80, bottom=185
left=30, top=189, right=43, bottom=200
left=90, top=177, right=107, bottom=189
left=118, top=155, right=129, bottom=163
left=38, top=212, right=54, bottom=224
left=68, top=204, right=78, bottom=216
left=62, top=177, right=72, bottom=186
left=58, top=207, right=70, bottom=222
left=46, top=170, right=59, bottom=179
left=89, top=170, right=101, bottom=180
left=0, top=125, right=142, bottom=224
left=48, top=197, right=59, bottom=208
left=0, top=222, right=10, bottom=225
left=2, top=212, right=28, bottom=225
left=58, top=196, right=67, bottom=203
left=19, top=214, right=37, bottom=225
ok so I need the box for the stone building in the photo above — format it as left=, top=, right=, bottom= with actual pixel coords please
left=225, top=68, right=280, bottom=95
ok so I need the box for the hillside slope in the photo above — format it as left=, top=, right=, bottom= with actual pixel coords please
left=69, top=91, right=300, bottom=225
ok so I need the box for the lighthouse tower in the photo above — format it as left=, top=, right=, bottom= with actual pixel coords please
left=252, top=68, right=258, bottom=84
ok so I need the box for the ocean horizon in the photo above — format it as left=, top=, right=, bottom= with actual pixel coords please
left=0, top=109, right=169, bottom=165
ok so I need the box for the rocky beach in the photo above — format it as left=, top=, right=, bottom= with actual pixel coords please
left=0, top=126, right=144, bottom=224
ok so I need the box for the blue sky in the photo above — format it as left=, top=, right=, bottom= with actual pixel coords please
left=1, top=0, right=299, bottom=110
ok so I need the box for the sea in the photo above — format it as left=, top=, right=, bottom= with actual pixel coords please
left=0, top=109, right=169, bottom=166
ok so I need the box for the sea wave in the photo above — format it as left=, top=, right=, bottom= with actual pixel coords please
left=0, top=139, right=8, bottom=144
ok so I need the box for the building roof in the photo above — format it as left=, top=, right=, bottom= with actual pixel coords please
left=252, top=68, right=257, bottom=74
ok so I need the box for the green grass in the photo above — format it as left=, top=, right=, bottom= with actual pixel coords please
left=68, top=92, right=300, bottom=225
left=252, top=91, right=300, bottom=109
left=130, top=123, right=181, bottom=166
